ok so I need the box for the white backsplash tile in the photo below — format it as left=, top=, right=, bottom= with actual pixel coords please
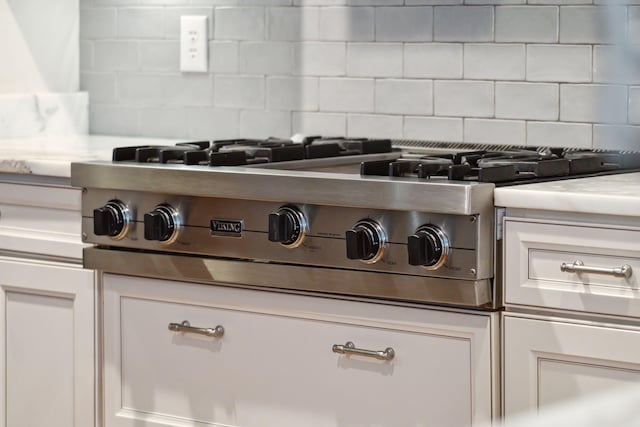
left=239, top=42, right=293, bottom=75
left=593, top=45, right=640, bottom=85
left=215, top=7, right=265, bottom=40
left=404, top=43, right=463, bottom=79
left=403, top=116, right=463, bottom=141
left=81, top=2, right=640, bottom=145
left=526, top=44, right=591, bottom=83
left=292, top=112, right=347, bottom=135
left=375, top=7, right=434, bottom=42
left=593, top=124, right=640, bottom=150
left=346, top=43, right=403, bottom=77
left=117, top=8, right=165, bottom=38
left=89, top=104, right=139, bottom=136
left=186, top=108, right=240, bottom=139
left=319, top=7, right=374, bottom=41
left=433, top=6, right=493, bottom=42
left=209, top=42, right=240, bottom=73
left=495, top=82, right=559, bottom=120
left=214, top=75, right=265, bottom=109
left=375, top=79, right=433, bottom=115
left=319, top=78, right=375, bottom=112
left=434, top=80, right=493, bottom=117
left=495, top=6, right=558, bottom=43
left=139, top=107, right=188, bottom=138
left=139, top=41, right=179, bottom=72
left=347, top=114, right=403, bottom=138
left=293, top=42, right=346, bottom=76
left=559, top=6, right=626, bottom=44
left=267, top=76, right=319, bottom=110
left=526, top=121, right=592, bottom=148
left=239, top=110, right=292, bottom=137
left=464, top=44, right=526, bottom=80
left=94, top=41, right=139, bottom=71
left=80, top=8, right=117, bottom=39
left=560, top=84, right=628, bottom=124
left=464, top=118, right=526, bottom=145
left=267, top=7, right=320, bottom=41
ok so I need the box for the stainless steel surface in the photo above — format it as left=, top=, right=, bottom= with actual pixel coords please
left=71, top=162, right=495, bottom=216
left=81, top=190, right=492, bottom=279
left=84, top=247, right=495, bottom=308
left=561, top=260, right=633, bottom=279
left=168, top=320, right=224, bottom=337
left=332, top=341, right=395, bottom=361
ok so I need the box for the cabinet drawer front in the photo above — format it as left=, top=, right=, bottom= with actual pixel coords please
left=0, top=183, right=85, bottom=259
left=504, top=218, right=640, bottom=316
left=104, top=274, right=495, bottom=427
left=503, top=314, right=640, bottom=417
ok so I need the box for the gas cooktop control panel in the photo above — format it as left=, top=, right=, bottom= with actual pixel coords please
left=84, top=189, right=491, bottom=280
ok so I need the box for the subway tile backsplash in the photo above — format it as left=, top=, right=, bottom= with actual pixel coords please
left=80, top=0, right=640, bottom=149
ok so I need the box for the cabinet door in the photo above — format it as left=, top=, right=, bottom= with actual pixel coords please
left=0, top=256, right=95, bottom=427
left=104, top=274, right=497, bottom=427
left=503, top=314, right=640, bottom=417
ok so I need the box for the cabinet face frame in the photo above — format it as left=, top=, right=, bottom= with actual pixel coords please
left=103, top=273, right=500, bottom=427
left=0, top=256, right=95, bottom=427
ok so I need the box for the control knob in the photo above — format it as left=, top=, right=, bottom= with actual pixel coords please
left=268, top=206, right=307, bottom=248
left=345, top=220, right=386, bottom=264
left=407, top=225, right=450, bottom=270
left=93, top=200, right=130, bottom=240
left=144, top=204, right=181, bottom=244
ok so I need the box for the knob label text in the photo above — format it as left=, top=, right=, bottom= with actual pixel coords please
left=210, top=219, right=244, bottom=237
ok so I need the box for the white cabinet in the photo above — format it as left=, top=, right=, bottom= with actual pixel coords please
left=503, top=314, right=640, bottom=417
left=0, top=180, right=95, bottom=427
left=104, top=274, right=498, bottom=427
left=502, top=215, right=640, bottom=420
left=0, top=255, right=95, bottom=427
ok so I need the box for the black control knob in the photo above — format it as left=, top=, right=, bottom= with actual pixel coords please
left=407, top=225, right=449, bottom=270
left=345, top=220, right=386, bottom=264
left=144, top=204, right=180, bottom=243
left=268, top=206, right=307, bottom=247
left=93, top=200, right=129, bottom=240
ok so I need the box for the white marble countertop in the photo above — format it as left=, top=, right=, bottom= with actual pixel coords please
left=0, top=134, right=179, bottom=178
left=494, top=173, right=640, bottom=217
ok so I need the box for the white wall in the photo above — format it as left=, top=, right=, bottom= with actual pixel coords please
left=0, top=0, right=79, bottom=93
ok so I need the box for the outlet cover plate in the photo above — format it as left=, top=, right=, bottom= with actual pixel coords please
left=180, top=16, right=208, bottom=73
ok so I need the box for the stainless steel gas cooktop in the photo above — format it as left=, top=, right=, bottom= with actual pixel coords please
left=71, top=137, right=640, bottom=309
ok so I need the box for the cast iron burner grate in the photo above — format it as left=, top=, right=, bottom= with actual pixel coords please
left=112, top=137, right=393, bottom=166
left=360, top=148, right=640, bottom=185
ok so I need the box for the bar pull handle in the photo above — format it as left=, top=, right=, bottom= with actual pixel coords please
left=560, top=260, right=632, bottom=279
left=332, top=341, right=395, bottom=361
left=168, top=320, right=224, bottom=337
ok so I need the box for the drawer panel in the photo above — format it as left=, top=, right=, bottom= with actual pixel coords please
left=0, top=183, right=85, bottom=259
left=504, top=218, right=640, bottom=316
left=104, top=274, right=496, bottom=427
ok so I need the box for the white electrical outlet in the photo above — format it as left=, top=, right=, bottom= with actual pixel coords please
left=180, top=16, right=208, bottom=73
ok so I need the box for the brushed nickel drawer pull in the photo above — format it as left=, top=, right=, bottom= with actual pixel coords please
left=168, top=320, right=224, bottom=337
left=332, top=341, right=395, bottom=361
left=560, top=260, right=633, bottom=279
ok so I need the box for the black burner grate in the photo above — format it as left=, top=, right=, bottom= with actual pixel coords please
left=112, top=137, right=393, bottom=166
left=360, top=148, right=640, bottom=184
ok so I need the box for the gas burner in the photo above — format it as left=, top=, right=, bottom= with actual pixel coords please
left=112, top=137, right=393, bottom=166
left=360, top=149, right=640, bottom=185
